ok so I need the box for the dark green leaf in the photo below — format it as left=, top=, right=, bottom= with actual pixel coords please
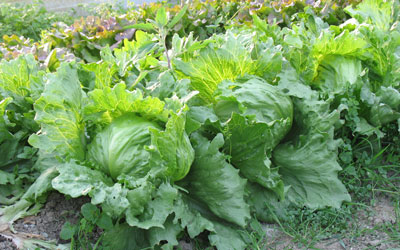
left=97, top=213, right=113, bottom=230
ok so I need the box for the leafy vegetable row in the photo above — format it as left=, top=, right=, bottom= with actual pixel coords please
left=0, top=0, right=399, bottom=249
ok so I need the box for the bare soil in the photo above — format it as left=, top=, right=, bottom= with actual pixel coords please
left=0, top=192, right=90, bottom=250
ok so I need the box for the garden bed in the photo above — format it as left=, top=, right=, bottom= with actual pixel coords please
left=0, top=0, right=399, bottom=249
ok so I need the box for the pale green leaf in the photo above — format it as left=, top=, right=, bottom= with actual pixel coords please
left=123, top=23, right=155, bottom=31
left=84, top=83, right=169, bottom=126
left=28, top=63, right=86, bottom=161
left=156, top=7, right=168, bottom=27
left=126, top=182, right=178, bottom=229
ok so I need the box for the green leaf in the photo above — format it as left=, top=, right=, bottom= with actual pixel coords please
left=84, top=83, right=169, bottom=126
left=0, top=54, right=42, bottom=104
left=208, top=222, right=247, bottom=250
left=0, top=97, right=12, bottom=116
left=102, top=223, right=150, bottom=250
left=0, top=97, right=12, bottom=141
left=175, top=32, right=282, bottom=103
left=367, top=86, right=400, bottom=127
left=0, top=166, right=58, bottom=228
left=277, top=65, right=314, bottom=99
left=0, top=170, right=14, bottom=185
left=97, top=213, right=113, bottom=230
left=272, top=97, right=351, bottom=209
left=252, top=14, right=269, bottom=34
left=156, top=7, right=168, bottom=27
left=185, top=133, right=250, bottom=227
left=52, top=161, right=112, bottom=198
left=123, top=23, right=156, bottom=31
left=186, top=106, right=221, bottom=134
left=215, top=77, right=293, bottom=144
left=125, top=180, right=154, bottom=218
left=251, top=38, right=283, bottom=82
left=149, top=112, right=194, bottom=181
left=172, top=194, right=215, bottom=238
left=273, top=133, right=351, bottom=209
left=167, top=5, right=188, bottom=29
left=81, top=203, right=100, bottom=223
left=213, top=77, right=293, bottom=196
left=246, top=182, right=290, bottom=223
left=174, top=32, right=254, bottom=103
left=147, top=216, right=181, bottom=248
left=222, top=113, right=285, bottom=197
left=52, top=161, right=130, bottom=218
left=91, top=183, right=130, bottom=218
left=82, top=61, right=118, bottom=89
left=28, top=63, right=86, bottom=161
left=60, top=222, right=76, bottom=240
left=126, top=182, right=178, bottom=229
left=345, top=0, right=393, bottom=31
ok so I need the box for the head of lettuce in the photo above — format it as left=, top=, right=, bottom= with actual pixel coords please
left=27, top=64, right=195, bottom=226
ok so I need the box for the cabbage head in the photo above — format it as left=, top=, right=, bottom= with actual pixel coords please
left=87, top=110, right=194, bottom=182
left=88, top=113, right=161, bottom=180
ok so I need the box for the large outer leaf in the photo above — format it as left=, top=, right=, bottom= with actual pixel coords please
left=126, top=182, right=178, bottom=229
left=251, top=38, right=283, bottom=82
left=172, top=194, right=214, bottom=238
left=28, top=63, right=86, bottom=161
left=147, top=216, right=181, bottom=248
left=52, top=161, right=131, bottom=218
left=246, top=182, right=290, bottom=223
left=186, top=105, right=221, bottom=134
left=215, top=78, right=293, bottom=144
left=272, top=97, right=351, bottom=209
left=149, top=112, right=195, bottom=182
left=208, top=222, right=247, bottom=250
left=184, top=133, right=250, bottom=227
left=214, top=77, right=293, bottom=196
left=273, top=133, right=350, bottom=209
left=223, top=113, right=285, bottom=197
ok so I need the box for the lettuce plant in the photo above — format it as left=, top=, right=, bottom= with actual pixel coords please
left=5, top=1, right=399, bottom=249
